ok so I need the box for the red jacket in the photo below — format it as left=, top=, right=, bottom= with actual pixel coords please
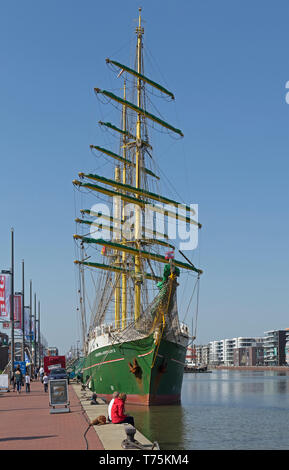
left=111, top=397, right=127, bottom=423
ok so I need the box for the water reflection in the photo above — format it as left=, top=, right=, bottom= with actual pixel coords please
left=130, top=370, right=289, bottom=450
left=182, top=370, right=289, bottom=406
left=128, top=403, right=186, bottom=449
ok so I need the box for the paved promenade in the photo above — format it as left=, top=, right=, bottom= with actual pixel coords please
left=73, top=384, right=153, bottom=450
left=0, top=380, right=104, bottom=450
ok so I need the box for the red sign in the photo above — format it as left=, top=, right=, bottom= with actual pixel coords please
left=0, top=274, right=11, bottom=318
left=2, top=322, right=10, bottom=328
left=14, top=294, right=22, bottom=329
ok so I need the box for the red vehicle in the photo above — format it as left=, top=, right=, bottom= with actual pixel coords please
left=44, top=355, right=66, bottom=375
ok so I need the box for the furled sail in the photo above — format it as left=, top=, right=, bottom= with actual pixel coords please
left=105, top=58, right=175, bottom=100
left=94, top=89, right=184, bottom=137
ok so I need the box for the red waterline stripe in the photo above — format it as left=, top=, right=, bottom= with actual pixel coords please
left=83, top=357, right=125, bottom=371
left=137, top=349, right=154, bottom=358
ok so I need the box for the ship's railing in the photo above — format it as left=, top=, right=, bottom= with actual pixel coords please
left=88, top=319, right=189, bottom=342
left=90, top=324, right=114, bottom=338
left=90, top=322, right=137, bottom=338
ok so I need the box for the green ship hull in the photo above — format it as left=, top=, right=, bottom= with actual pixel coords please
left=82, top=333, right=187, bottom=405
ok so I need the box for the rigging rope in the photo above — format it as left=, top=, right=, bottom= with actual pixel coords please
left=194, top=275, right=200, bottom=339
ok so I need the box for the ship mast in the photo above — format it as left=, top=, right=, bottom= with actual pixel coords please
left=114, top=166, right=121, bottom=330
left=121, top=81, right=127, bottom=329
left=79, top=243, right=87, bottom=354
left=134, top=7, right=144, bottom=323
left=73, top=7, right=203, bottom=334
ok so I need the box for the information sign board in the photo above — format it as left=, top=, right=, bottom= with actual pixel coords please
left=0, top=374, right=9, bottom=392
left=48, top=379, right=70, bottom=413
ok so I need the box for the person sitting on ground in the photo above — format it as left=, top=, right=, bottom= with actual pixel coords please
left=111, top=393, right=135, bottom=426
left=107, top=391, right=119, bottom=422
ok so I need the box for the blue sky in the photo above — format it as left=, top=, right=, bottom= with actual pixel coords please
left=1, top=0, right=288, bottom=354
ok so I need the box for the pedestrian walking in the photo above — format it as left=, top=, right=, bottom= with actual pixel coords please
left=39, top=365, right=44, bottom=383
left=15, top=366, right=23, bottom=394
left=43, top=373, right=48, bottom=392
left=25, top=372, right=31, bottom=393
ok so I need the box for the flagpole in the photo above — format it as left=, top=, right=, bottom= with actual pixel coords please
left=34, top=292, right=37, bottom=369
left=10, top=228, right=15, bottom=375
left=29, top=280, right=32, bottom=360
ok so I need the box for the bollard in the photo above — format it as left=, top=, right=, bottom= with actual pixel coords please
left=121, top=425, right=160, bottom=450
left=90, top=392, right=98, bottom=405
left=124, top=425, right=136, bottom=443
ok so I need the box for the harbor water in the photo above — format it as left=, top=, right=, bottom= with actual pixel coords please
left=129, top=370, right=289, bottom=450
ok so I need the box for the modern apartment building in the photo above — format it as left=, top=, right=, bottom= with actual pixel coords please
left=208, top=337, right=264, bottom=366
left=209, top=340, right=224, bottom=365
left=263, top=330, right=287, bottom=366
left=223, top=338, right=236, bottom=365
left=195, top=344, right=210, bottom=365
left=234, top=345, right=264, bottom=366
left=286, top=329, right=289, bottom=364
left=196, top=331, right=288, bottom=367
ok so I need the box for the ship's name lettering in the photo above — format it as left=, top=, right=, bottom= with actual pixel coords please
left=94, top=349, right=116, bottom=358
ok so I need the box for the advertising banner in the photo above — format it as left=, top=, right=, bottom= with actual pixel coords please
left=14, top=294, right=22, bottom=330
left=14, top=360, right=26, bottom=375
left=31, top=314, right=35, bottom=342
left=25, top=352, right=31, bottom=366
left=0, top=274, right=11, bottom=319
left=24, top=307, right=32, bottom=341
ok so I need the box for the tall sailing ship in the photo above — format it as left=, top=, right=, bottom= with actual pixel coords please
left=73, top=8, right=203, bottom=405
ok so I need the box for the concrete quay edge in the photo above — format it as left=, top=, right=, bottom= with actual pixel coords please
left=72, top=384, right=153, bottom=451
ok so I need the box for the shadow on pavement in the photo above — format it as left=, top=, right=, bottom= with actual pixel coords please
left=0, top=435, right=58, bottom=442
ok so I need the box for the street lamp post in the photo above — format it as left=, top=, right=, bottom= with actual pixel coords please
left=21, top=260, right=25, bottom=361
left=38, top=300, right=41, bottom=368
